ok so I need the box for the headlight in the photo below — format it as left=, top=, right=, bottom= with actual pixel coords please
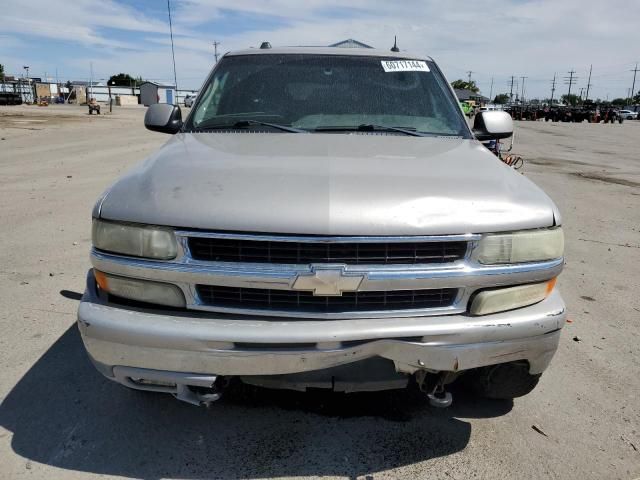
left=475, top=228, right=564, bottom=264
left=92, top=220, right=177, bottom=259
left=95, top=270, right=185, bottom=307
left=470, top=278, right=556, bottom=315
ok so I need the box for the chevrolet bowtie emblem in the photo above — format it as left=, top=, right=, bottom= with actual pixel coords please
left=292, top=265, right=365, bottom=296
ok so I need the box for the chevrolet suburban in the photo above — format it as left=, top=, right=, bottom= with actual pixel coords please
left=77, top=46, right=566, bottom=407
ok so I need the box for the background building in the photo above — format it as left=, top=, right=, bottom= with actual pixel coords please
left=454, top=88, right=489, bottom=105
left=140, top=82, right=177, bottom=106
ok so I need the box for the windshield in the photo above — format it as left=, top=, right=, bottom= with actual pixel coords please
left=186, top=54, right=470, bottom=137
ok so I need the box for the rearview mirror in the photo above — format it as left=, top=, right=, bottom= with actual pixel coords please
left=144, top=104, right=183, bottom=134
left=472, top=111, right=513, bottom=141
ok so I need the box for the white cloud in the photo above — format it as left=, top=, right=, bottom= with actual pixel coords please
left=0, top=0, right=167, bottom=51
left=1, top=0, right=638, bottom=98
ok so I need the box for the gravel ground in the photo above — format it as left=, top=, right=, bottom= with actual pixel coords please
left=0, top=104, right=639, bottom=480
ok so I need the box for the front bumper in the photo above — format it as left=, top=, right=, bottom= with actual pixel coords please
left=78, top=271, right=566, bottom=385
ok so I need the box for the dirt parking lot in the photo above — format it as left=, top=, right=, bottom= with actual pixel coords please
left=1, top=104, right=639, bottom=479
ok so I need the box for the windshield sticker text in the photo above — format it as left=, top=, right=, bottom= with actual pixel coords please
left=381, top=60, right=430, bottom=73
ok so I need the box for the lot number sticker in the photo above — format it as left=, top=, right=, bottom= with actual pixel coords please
left=381, top=60, right=430, bottom=73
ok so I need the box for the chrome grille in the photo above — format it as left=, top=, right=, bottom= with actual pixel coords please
left=187, top=237, right=468, bottom=265
left=196, top=285, right=458, bottom=314
left=93, top=227, right=564, bottom=319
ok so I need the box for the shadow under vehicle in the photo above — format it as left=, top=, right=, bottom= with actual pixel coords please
left=0, top=319, right=515, bottom=478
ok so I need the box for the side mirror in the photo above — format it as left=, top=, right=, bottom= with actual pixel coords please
left=472, top=111, right=513, bottom=141
left=144, top=104, right=182, bottom=134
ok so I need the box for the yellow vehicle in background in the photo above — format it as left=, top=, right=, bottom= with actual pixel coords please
left=460, top=101, right=475, bottom=117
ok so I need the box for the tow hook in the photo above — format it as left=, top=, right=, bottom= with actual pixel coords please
left=426, top=383, right=453, bottom=408
left=416, top=371, right=454, bottom=408
left=175, top=379, right=226, bottom=406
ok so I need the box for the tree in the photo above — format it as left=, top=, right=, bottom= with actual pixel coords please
left=108, top=73, right=143, bottom=87
left=561, top=94, right=580, bottom=106
left=0, top=63, right=5, bottom=82
left=634, top=92, right=640, bottom=104
left=493, top=93, right=510, bottom=104
left=610, top=98, right=627, bottom=106
left=451, top=79, right=480, bottom=93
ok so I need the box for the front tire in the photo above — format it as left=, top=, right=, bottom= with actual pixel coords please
left=466, top=361, right=541, bottom=399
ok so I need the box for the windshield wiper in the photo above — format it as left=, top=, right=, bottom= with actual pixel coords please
left=193, top=119, right=307, bottom=133
left=314, top=124, right=427, bottom=137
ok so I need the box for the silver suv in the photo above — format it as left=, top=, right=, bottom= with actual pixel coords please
left=78, top=46, right=565, bottom=407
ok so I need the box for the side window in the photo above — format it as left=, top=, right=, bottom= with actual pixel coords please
left=192, top=72, right=228, bottom=126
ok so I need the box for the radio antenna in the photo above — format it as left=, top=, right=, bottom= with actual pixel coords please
left=391, top=36, right=399, bottom=52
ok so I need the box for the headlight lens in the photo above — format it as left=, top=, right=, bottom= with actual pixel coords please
left=92, top=220, right=177, bottom=259
left=476, top=228, right=564, bottom=264
left=470, top=278, right=556, bottom=315
left=95, top=270, right=185, bottom=307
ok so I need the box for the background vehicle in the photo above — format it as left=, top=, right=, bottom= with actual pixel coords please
left=460, top=101, right=474, bottom=117
left=79, top=47, right=565, bottom=408
left=184, top=93, right=198, bottom=107
left=618, top=109, right=638, bottom=120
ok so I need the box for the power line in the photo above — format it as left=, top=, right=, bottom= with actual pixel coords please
left=167, top=0, right=179, bottom=97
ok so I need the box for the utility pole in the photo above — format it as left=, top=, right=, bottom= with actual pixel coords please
left=489, top=77, right=494, bottom=102
left=108, top=81, right=114, bottom=113
left=55, top=67, right=60, bottom=100
left=23, top=65, right=30, bottom=103
left=520, top=76, right=527, bottom=103
left=550, top=73, right=557, bottom=105
left=167, top=0, right=179, bottom=99
left=585, top=64, right=592, bottom=102
left=564, top=70, right=577, bottom=98
left=466, top=70, right=473, bottom=83
left=509, top=75, right=515, bottom=103
left=213, top=40, right=221, bottom=63
left=89, top=61, right=94, bottom=101
left=631, top=63, right=639, bottom=99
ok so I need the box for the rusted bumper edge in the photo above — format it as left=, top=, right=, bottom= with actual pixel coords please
left=77, top=271, right=566, bottom=382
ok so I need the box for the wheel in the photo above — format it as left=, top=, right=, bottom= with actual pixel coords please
left=465, top=361, right=541, bottom=399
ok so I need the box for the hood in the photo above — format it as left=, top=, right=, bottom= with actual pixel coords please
left=98, top=132, right=557, bottom=235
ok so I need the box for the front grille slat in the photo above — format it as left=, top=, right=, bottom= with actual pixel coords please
left=196, top=285, right=457, bottom=313
left=188, top=238, right=467, bottom=265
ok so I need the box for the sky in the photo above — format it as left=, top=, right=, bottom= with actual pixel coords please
left=1, top=0, right=639, bottom=100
